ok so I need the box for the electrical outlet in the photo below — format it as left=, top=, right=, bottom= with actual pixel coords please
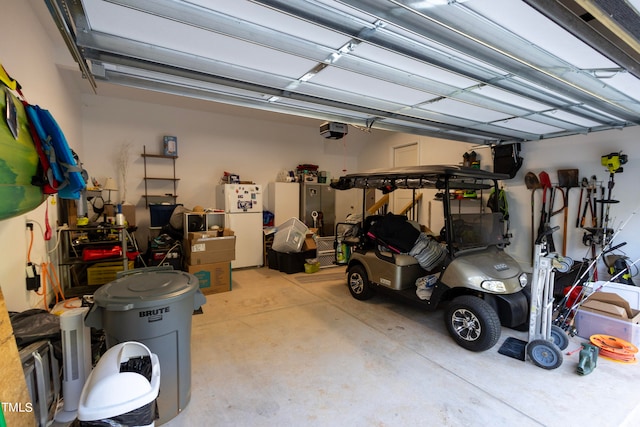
left=26, top=262, right=40, bottom=291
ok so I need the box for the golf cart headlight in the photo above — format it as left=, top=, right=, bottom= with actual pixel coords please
left=481, top=280, right=506, bottom=292
left=519, top=273, right=528, bottom=288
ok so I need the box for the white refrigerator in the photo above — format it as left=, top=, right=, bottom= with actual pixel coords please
left=216, top=184, right=264, bottom=268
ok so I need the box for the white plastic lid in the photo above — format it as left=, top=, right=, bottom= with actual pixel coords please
left=77, top=341, right=161, bottom=421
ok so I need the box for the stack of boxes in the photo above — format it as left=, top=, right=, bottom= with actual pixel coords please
left=184, top=229, right=236, bottom=294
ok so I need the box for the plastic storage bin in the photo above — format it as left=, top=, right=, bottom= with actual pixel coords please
left=85, top=269, right=206, bottom=425
left=272, top=217, right=308, bottom=253
left=87, top=261, right=135, bottom=285
left=275, top=249, right=316, bottom=274
left=574, top=309, right=640, bottom=347
left=77, top=341, right=160, bottom=427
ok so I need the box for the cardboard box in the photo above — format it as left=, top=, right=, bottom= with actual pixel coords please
left=586, top=281, right=640, bottom=310
left=188, top=229, right=235, bottom=239
left=302, top=233, right=317, bottom=251
left=580, top=292, right=640, bottom=321
left=185, top=231, right=235, bottom=265
left=187, top=262, right=231, bottom=295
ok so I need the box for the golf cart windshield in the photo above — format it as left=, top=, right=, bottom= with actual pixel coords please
left=451, top=212, right=506, bottom=250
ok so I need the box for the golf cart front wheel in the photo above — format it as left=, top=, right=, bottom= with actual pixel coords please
left=527, top=339, right=563, bottom=370
left=444, top=295, right=501, bottom=352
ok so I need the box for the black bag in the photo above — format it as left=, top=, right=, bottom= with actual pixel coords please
left=367, top=213, right=420, bottom=253
left=493, top=143, right=523, bottom=179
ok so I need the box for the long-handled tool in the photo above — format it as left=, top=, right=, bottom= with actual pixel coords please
left=575, top=177, right=587, bottom=228
left=525, top=172, right=541, bottom=263
left=546, top=184, right=565, bottom=253
left=593, top=152, right=627, bottom=248
left=537, top=171, right=553, bottom=251
left=557, top=169, right=579, bottom=256
left=580, top=176, right=597, bottom=228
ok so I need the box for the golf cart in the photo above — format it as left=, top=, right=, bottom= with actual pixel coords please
left=331, top=165, right=529, bottom=352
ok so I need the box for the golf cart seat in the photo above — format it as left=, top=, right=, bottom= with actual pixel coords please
left=342, top=214, right=420, bottom=267
left=364, top=213, right=446, bottom=271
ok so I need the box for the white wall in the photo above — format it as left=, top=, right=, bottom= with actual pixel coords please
left=78, top=92, right=380, bottom=245
left=0, top=0, right=83, bottom=311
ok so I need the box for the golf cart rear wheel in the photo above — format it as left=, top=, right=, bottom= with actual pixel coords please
left=527, top=339, right=563, bottom=370
left=550, top=325, right=569, bottom=350
left=347, top=264, right=375, bottom=300
left=444, top=295, right=501, bottom=352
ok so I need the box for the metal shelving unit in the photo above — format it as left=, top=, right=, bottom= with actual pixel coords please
left=57, top=225, right=129, bottom=292
left=142, top=145, right=179, bottom=208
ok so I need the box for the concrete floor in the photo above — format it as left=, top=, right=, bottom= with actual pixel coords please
left=156, top=266, right=640, bottom=427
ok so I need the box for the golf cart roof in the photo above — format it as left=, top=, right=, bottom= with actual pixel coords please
left=331, top=165, right=509, bottom=192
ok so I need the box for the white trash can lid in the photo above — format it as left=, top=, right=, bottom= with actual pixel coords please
left=78, top=341, right=161, bottom=422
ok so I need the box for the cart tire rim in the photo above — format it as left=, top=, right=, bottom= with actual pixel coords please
left=451, top=308, right=481, bottom=341
left=531, top=345, right=559, bottom=366
left=349, top=273, right=364, bottom=294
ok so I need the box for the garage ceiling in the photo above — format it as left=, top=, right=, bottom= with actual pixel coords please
left=44, top=0, right=640, bottom=145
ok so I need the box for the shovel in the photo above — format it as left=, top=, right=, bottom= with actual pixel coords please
left=525, top=172, right=541, bottom=262
left=557, top=169, right=579, bottom=256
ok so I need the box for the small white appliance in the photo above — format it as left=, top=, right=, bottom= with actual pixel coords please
left=55, top=307, right=92, bottom=422
left=216, top=184, right=264, bottom=268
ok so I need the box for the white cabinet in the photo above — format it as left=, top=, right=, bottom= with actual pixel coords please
left=183, top=212, right=225, bottom=238
left=267, top=182, right=300, bottom=226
